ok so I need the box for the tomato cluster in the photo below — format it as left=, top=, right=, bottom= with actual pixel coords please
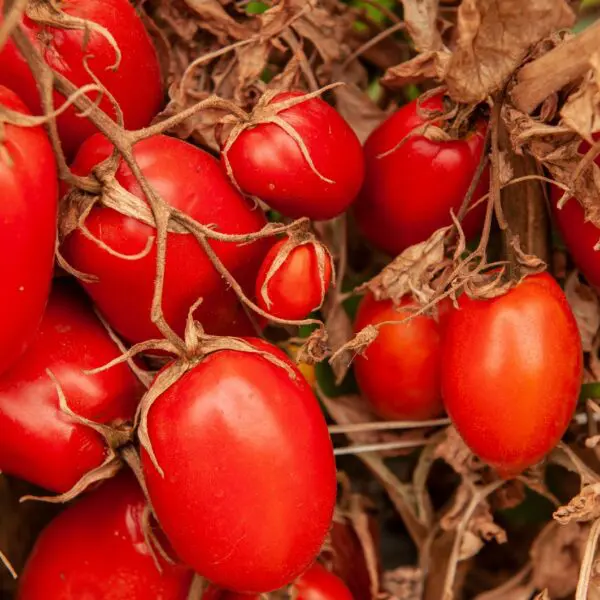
left=0, top=0, right=589, bottom=597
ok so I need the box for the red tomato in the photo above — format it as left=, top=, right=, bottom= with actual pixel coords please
left=353, top=293, right=444, bottom=421
left=141, top=339, right=337, bottom=593
left=61, top=134, right=270, bottom=345
left=256, top=239, right=333, bottom=320
left=550, top=137, right=600, bottom=290
left=293, top=563, right=353, bottom=600
left=441, top=273, right=582, bottom=478
left=354, top=93, right=489, bottom=256
left=0, top=281, right=142, bottom=493
left=17, top=472, right=193, bottom=599
left=0, top=86, right=57, bottom=375
left=0, top=0, right=162, bottom=157
left=221, top=91, right=364, bottom=221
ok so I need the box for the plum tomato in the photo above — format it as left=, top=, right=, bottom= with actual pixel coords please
left=61, top=133, right=271, bottom=345
left=441, top=273, right=582, bottom=478
left=256, top=238, right=333, bottom=320
left=0, top=0, right=162, bottom=157
left=17, top=472, right=193, bottom=600
left=293, top=563, right=354, bottom=600
left=141, top=339, right=337, bottom=593
left=353, top=292, right=445, bottom=421
left=0, top=281, right=143, bottom=494
left=221, top=91, right=364, bottom=220
left=0, top=86, right=57, bottom=376
left=354, top=93, right=489, bottom=256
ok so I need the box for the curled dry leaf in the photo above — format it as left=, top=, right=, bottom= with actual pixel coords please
left=531, top=521, right=588, bottom=599
left=399, top=0, right=443, bottom=53
left=434, top=426, right=484, bottom=480
left=444, top=0, right=575, bottom=104
left=382, top=566, right=424, bottom=600
left=564, top=271, right=600, bottom=353
left=561, top=52, right=600, bottom=143
left=362, top=227, right=450, bottom=305
left=183, top=0, right=249, bottom=42
left=382, top=50, right=450, bottom=90
left=554, top=483, right=600, bottom=524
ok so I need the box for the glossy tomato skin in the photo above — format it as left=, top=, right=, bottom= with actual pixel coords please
left=256, top=239, right=333, bottom=320
left=293, top=563, right=354, bottom=600
left=61, top=134, right=270, bottom=344
left=222, top=92, right=365, bottom=220
left=441, top=273, right=582, bottom=478
left=142, top=339, right=337, bottom=593
left=0, top=0, right=162, bottom=157
left=354, top=93, right=489, bottom=256
left=353, top=293, right=444, bottom=421
left=0, top=282, right=142, bottom=493
left=17, top=472, right=193, bottom=600
left=0, top=86, right=57, bottom=375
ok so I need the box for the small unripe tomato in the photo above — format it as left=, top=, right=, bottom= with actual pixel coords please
left=353, top=293, right=445, bottom=421
left=256, top=238, right=333, bottom=320
left=441, top=273, right=582, bottom=478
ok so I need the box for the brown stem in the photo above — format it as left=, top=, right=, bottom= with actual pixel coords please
left=0, top=0, right=28, bottom=52
left=511, top=21, right=600, bottom=114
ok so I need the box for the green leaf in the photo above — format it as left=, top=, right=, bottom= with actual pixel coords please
left=350, top=0, right=396, bottom=24
left=246, top=1, right=269, bottom=14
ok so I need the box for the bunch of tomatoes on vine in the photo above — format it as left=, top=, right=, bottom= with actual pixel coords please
left=1, top=0, right=600, bottom=598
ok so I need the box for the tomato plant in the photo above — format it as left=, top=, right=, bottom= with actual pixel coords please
left=61, top=133, right=271, bottom=345
left=441, top=273, right=582, bottom=478
left=17, top=472, right=193, bottom=599
left=353, top=292, right=445, bottom=421
left=141, top=339, right=337, bottom=593
left=293, top=563, right=353, bottom=600
left=0, top=0, right=162, bottom=157
left=0, top=86, right=57, bottom=376
left=255, top=238, right=333, bottom=320
left=221, top=91, right=364, bottom=221
left=0, top=282, right=142, bottom=493
left=354, top=93, right=489, bottom=256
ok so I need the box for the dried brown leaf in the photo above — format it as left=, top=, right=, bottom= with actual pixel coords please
left=445, top=0, right=576, bottom=104
left=565, top=271, right=600, bottom=353
left=383, top=567, right=424, bottom=600
left=434, top=426, right=484, bottom=479
left=531, top=521, right=588, bottom=598
left=561, top=52, right=600, bottom=143
left=381, top=50, right=450, bottom=90
left=554, top=483, right=600, bottom=524
left=400, top=0, right=443, bottom=52
left=183, top=0, right=248, bottom=42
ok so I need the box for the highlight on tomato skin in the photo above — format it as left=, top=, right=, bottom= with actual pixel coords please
left=141, top=338, right=337, bottom=594
left=441, top=272, right=583, bottom=478
left=354, top=91, right=489, bottom=257
left=0, top=281, right=143, bottom=494
left=0, top=85, right=57, bottom=377
left=0, top=0, right=163, bottom=157
left=221, top=91, right=365, bottom=221
left=16, top=472, right=194, bottom=600
left=353, top=292, right=445, bottom=422
left=256, top=238, right=334, bottom=321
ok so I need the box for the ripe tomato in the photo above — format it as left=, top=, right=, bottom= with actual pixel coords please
left=61, top=133, right=270, bottom=345
left=353, top=293, right=444, bottom=421
left=441, top=273, right=582, bottom=478
left=17, top=472, right=193, bottom=599
left=0, top=282, right=142, bottom=493
left=354, top=93, right=489, bottom=256
left=293, top=563, right=353, bottom=600
left=221, top=92, right=364, bottom=220
left=256, top=239, right=333, bottom=320
left=141, top=339, right=337, bottom=593
left=0, top=0, right=162, bottom=157
left=0, top=86, right=57, bottom=375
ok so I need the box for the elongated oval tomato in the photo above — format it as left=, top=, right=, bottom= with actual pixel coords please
left=353, top=293, right=444, bottom=421
left=256, top=239, right=333, bottom=320
left=354, top=93, right=489, bottom=256
left=441, top=273, right=582, bottom=478
left=141, top=339, right=337, bottom=593
left=293, top=563, right=353, bottom=600
left=0, top=282, right=142, bottom=493
left=17, top=472, right=193, bottom=599
left=61, top=134, right=270, bottom=344
left=0, top=0, right=162, bottom=157
left=0, top=86, right=57, bottom=376
left=222, top=92, right=364, bottom=220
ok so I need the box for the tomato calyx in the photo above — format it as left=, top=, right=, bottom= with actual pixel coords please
left=218, top=83, right=343, bottom=194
